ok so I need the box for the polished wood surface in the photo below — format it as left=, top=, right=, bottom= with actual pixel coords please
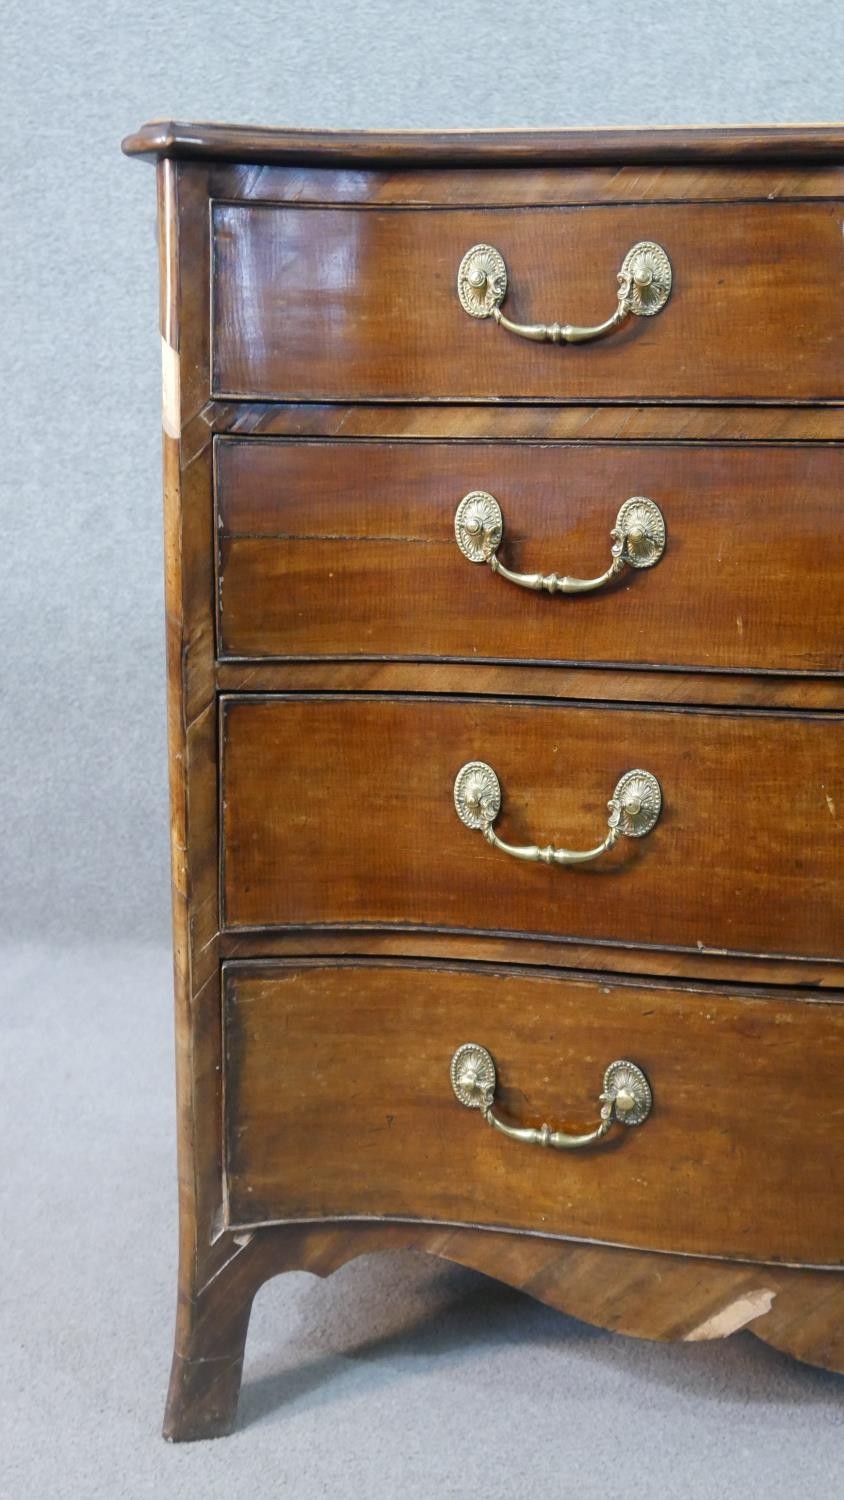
left=124, top=129, right=844, bottom=1438
left=212, top=201, right=844, bottom=403
left=199, top=398, right=844, bottom=445
left=124, top=121, right=844, bottom=166
left=219, top=926, right=844, bottom=990
left=207, top=159, right=844, bottom=207
left=223, top=960, right=844, bottom=1265
left=163, top=1219, right=844, bottom=1439
left=215, top=661, right=844, bottom=712
left=155, top=162, right=243, bottom=1401
left=221, top=694, right=843, bottom=961
left=217, top=438, right=844, bottom=673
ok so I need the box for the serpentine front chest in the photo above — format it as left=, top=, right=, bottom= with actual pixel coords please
left=122, top=120, right=844, bottom=1439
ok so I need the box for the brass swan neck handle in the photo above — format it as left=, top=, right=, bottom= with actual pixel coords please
left=450, top=1044, right=653, bottom=1152
left=457, top=240, right=672, bottom=344
left=454, top=491, right=666, bottom=595
left=453, top=761, right=662, bottom=868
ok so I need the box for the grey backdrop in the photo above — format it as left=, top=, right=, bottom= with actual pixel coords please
left=4, top=6, right=844, bottom=1496
left=3, top=0, right=843, bottom=942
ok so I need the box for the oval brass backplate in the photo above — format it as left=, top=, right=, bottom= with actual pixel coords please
left=453, top=761, right=502, bottom=830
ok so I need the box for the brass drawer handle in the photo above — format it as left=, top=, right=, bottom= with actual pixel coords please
left=454, top=491, right=666, bottom=594
left=454, top=761, right=661, bottom=866
left=457, top=240, right=672, bottom=344
left=450, top=1044, right=653, bottom=1150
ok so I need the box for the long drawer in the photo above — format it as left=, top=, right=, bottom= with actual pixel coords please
left=216, top=437, right=844, bottom=674
left=211, top=200, right=844, bottom=402
left=223, top=960, right=844, bottom=1265
left=220, top=695, right=843, bottom=961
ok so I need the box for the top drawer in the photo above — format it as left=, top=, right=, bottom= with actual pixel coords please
left=211, top=200, right=844, bottom=403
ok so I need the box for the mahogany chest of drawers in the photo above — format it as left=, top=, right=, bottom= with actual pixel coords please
left=123, top=121, right=844, bottom=1440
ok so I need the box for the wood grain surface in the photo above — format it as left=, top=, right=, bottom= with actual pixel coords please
left=163, top=1218, right=844, bottom=1439
left=216, top=437, right=844, bottom=674
left=211, top=200, right=844, bottom=402
left=220, top=694, right=844, bottom=961
left=206, top=159, right=844, bottom=208
left=222, top=960, right=844, bottom=1266
left=215, top=660, right=844, bottom=712
left=132, top=140, right=844, bottom=1441
left=123, top=121, right=844, bottom=167
left=218, top=925, right=844, bottom=990
left=198, top=399, right=844, bottom=446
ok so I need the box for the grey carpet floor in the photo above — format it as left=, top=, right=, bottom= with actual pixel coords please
left=2, top=943, right=841, bottom=1498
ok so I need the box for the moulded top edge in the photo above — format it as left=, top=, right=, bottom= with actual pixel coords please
left=121, top=120, right=844, bottom=168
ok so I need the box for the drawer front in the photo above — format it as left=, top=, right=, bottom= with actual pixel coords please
left=220, top=696, right=843, bottom=961
left=216, top=437, right=844, bottom=674
left=223, top=961, right=844, bottom=1265
left=211, top=200, right=844, bottom=402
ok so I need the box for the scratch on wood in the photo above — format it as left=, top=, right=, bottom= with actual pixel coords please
left=684, top=1288, right=776, bottom=1341
left=162, top=336, right=181, bottom=439
left=199, top=1237, right=253, bottom=1294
